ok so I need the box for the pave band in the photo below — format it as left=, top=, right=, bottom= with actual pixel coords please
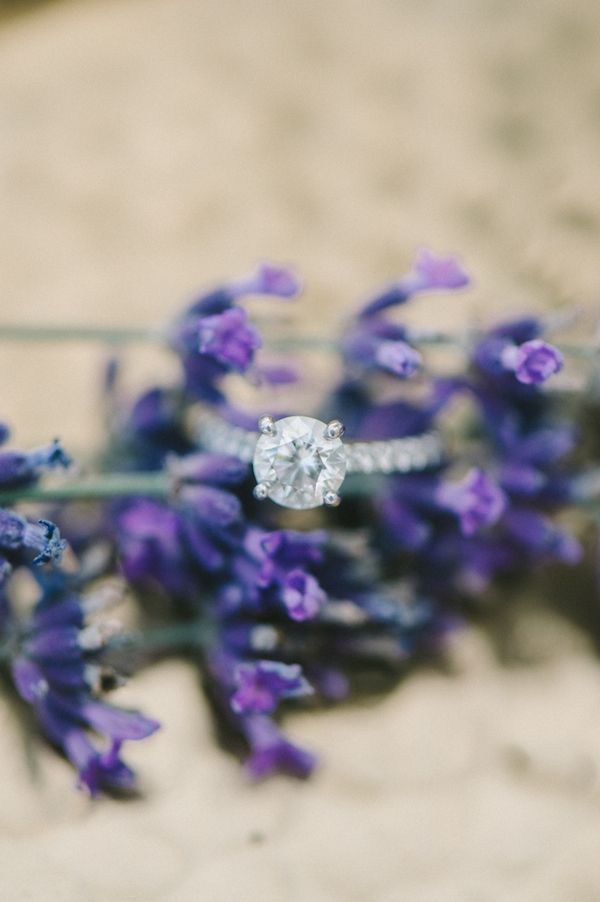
left=195, top=408, right=443, bottom=510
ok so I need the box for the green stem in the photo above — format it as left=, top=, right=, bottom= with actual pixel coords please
left=0, top=322, right=597, bottom=360
left=267, top=336, right=339, bottom=352
left=0, top=324, right=164, bottom=345
left=107, top=620, right=213, bottom=654
left=0, top=472, right=171, bottom=505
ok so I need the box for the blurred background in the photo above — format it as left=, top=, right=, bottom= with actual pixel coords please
left=1, top=1, right=600, bottom=900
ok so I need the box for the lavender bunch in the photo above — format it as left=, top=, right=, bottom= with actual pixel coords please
left=0, top=251, right=595, bottom=794
left=0, top=426, right=159, bottom=795
left=339, top=257, right=579, bottom=606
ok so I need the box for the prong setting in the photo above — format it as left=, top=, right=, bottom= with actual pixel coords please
left=253, top=482, right=271, bottom=501
left=325, top=419, right=345, bottom=440
left=323, top=490, right=341, bottom=507
left=252, top=415, right=348, bottom=509
left=258, top=414, right=277, bottom=436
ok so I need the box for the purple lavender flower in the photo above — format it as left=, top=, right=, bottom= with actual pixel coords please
left=6, top=570, right=159, bottom=795
left=117, top=499, right=195, bottom=593
left=359, top=247, right=469, bottom=317
left=409, top=247, right=471, bottom=291
left=228, top=262, right=302, bottom=300
left=0, top=510, right=66, bottom=565
left=374, top=340, right=422, bottom=377
left=501, top=339, right=564, bottom=385
left=0, top=438, right=71, bottom=488
left=217, top=528, right=328, bottom=621
left=80, top=258, right=586, bottom=789
left=437, top=469, right=507, bottom=536
left=503, top=509, right=582, bottom=564
left=168, top=263, right=300, bottom=402
left=179, top=484, right=242, bottom=529
left=473, top=319, right=563, bottom=389
left=231, top=660, right=313, bottom=715
left=117, top=453, right=246, bottom=590
left=247, top=529, right=328, bottom=620
left=115, top=387, right=192, bottom=470
left=281, top=569, right=326, bottom=621
left=243, top=716, right=317, bottom=779
left=342, top=317, right=421, bottom=379
left=196, top=307, right=262, bottom=372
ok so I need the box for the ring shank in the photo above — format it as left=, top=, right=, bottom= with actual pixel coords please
left=194, top=409, right=442, bottom=474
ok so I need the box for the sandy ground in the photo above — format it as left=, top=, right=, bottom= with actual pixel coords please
left=1, top=1, right=600, bottom=899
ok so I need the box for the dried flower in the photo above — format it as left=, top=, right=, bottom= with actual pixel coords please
left=3, top=570, right=159, bottom=795
left=501, top=339, right=564, bottom=385
left=231, top=661, right=313, bottom=715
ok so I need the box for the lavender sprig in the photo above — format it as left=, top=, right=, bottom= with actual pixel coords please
left=1, top=252, right=599, bottom=796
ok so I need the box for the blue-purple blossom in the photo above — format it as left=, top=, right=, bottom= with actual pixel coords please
left=5, top=571, right=159, bottom=795
left=374, top=340, right=422, bottom=377
left=228, top=262, right=302, bottom=300
left=117, top=499, right=195, bottom=592
left=38, top=256, right=585, bottom=791
left=501, top=339, right=564, bottom=385
left=0, top=510, right=66, bottom=565
left=437, top=469, right=507, bottom=536
left=252, top=362, right=299, bottom=386
left=117, top=453, right=247, bottom=589
left=231, top=660, right=313, bottom=714
left=342, top=317, right=421, bottom=379
left=503, top=509, right=582, bottom=564
left=120, top=387, right=192, bottom=468
left=243, top=716, right=317, bottom=780
left=168, top=263, right=300, bottom=402
left=359, top=247, right=469, bottom=317
left=180, top=484, right=242, bottom=529
left=281, top=569, right=326, bottom=621
left=213, top=527, right=329, bottom=622
left=196, top=307, right=262, bottom=372
left=0, top=438, right=71, bottom=488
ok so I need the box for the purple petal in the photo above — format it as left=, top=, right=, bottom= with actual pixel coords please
left=25, top=626, right=82, bottom=661
left=411, top=247, right=470, bottom=291
left=281, top=569, right=326, bottom=621
left=81, top=700, right=160, bottom=740
left=253, top=363, right=299, bottom=386
left=501, top=339, right=564, bottom=385
left=231, top=660, right=313, bottom=715
left=437, top=469, right=506, bottom=536
left=360, top=248, right=469, bottom=316
left=180, top=485, right=242, bottom=528
left=11, top=657, right=49, bottom=703
left=243, top=716, right=317, bottom=780
left=374, top=340, right=422, bottom=378
left=197, top=307, right=262, bottom=372
left=230, top=262, right=302, bottom=299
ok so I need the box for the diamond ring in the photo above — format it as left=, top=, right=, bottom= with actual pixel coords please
left=195, top=409, right=443, bottom=510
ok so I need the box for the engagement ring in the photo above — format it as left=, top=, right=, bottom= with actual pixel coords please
left=196, top=410, right=443, bottom=510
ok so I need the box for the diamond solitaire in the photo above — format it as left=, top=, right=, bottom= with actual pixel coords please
left=252, top=415, right=347, bottom=510
left=194, top=408, right=443, bottom=510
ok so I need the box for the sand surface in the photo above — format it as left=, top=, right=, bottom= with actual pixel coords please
left=1, top=1, right=600, bottom=899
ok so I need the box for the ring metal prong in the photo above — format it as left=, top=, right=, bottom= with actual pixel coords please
left=325, top=419, right=345, bottom=440
left=323, top=490, right=341, bottom=507
left=258, top=414, right=277, bottom=436
left=253, top=482, right=270, bottom=501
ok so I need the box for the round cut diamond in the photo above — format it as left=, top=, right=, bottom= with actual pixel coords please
left=253, top=415, right=347, bottom=509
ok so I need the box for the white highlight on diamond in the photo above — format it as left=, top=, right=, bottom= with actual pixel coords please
left=252, top=415, right=347, bottom=510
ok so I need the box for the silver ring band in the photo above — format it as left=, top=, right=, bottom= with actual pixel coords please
left=194, top=408, right=442, bottom=510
